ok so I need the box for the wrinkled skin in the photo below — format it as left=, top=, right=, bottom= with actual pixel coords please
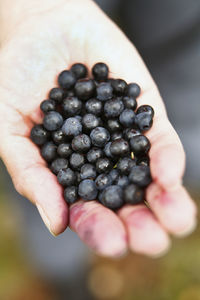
left=0, top=0, right=197, bottom=257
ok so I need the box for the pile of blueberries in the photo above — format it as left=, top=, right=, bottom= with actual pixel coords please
left=31, top=63, right=154, bottom=210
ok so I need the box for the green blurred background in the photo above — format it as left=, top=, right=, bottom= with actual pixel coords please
left=1, top=0, right=200, bottom=299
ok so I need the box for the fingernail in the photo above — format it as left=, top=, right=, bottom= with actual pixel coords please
left=36, top=204, right=56, bottom=236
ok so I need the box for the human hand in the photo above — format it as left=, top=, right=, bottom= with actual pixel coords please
left=0, top=0, right=197, bottom=257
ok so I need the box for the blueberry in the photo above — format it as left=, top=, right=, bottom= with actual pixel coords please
left=110, top=138, right=130, bottom=157
left=92, top=62, right=109, bottom=81
left=111, top=131, right=123, bottom=141
left=104, top=98, right=124, bottom=118
left=49, top=87, right=65, bottom=103
left=104, top=142, right=113, bottom=158
left=62, top=96, right=82, bottom=117
left=62, top=117, right=82, bottom=137
left=82, top=114, right=99, bottom=131
left=40, top=99, right=56, bottom=113
left=136, top=105, right=154, bottom=117
left=64, top=186, right=78, bottom=204
left=80, top=163, right=97, bottom=180
left=137, top=155, right=150, bottom=166
left=57, top=168, right=76, bottom=186
left=43, top=111, right=63, bottom=131
left=86, top=147, right=104, bottom=163
left=96, top=82, right=113, bottom=101
left=126, top=83, right=141, bottom=98
left=124, top=184, right=144, bottom=204
left=115, top=175, right=129, bottom=188
left=135, top=112, right=153, bottom=132
left=109, top=169, right=120, bottom=182
left=75, top=171, right=82, bottom=184
left=70, top=153, right=85, bottom=170
left=52, top=129, right=67, bottom=145
left=111, top=79, right=127, bottom=95
left=41, top=141, right=57, bottom=162
left=31, top=124, right=50, bottom=145
left=90, top=127, right=110, bottom=147
left=129, top=165, right=152, bottom=187
left=78, top=179, right=98, bottom=200
left=123, top=128, right=141, bottom=140
left=129, top=135, right=150, bottom=155
left=119, top=109, right=135, bottom=127
left=96, top=157, right=113, bottom=173
left=58, top=70, right=76, bottom=89
left=123, top=96, right=137, bottom=110
left=72, top=134, right=91, bottom=153
left=50, top=158, right=68, bottom=174
left=100, top=185, right=124, bottom=209
left=107, top=119, right=122, bottom=132
left=95, top=174, right=112, bottom=190
left=57, top=143, right=72, bottom=158
left=117, top=157, right=136, bottom=175
left=70, top=63, right=88, bottom=79
left=74, top=79, right=96, bottom=100
left=85, top=98, right=103, bottom=116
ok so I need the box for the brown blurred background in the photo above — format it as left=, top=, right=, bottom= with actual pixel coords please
left=1, top=0, right=200, bottom=299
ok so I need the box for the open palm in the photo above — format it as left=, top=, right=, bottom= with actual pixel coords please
left=0, top=0, right=196, bottom=257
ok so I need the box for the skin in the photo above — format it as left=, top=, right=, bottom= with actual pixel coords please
left=0, top=0, right=197, bottom=257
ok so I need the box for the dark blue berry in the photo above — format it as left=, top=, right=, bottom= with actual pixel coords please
left=123, top=128, right=141, bottom=140
left=57, top=168, right=76, bottom=186
left=80, top=163, right=97, bottom=180
left=31, top=124, right=50, bottom=145
left=111, top=131, right=123, bottom=141
left=136, top=105, right=154, bottom=117
left=96, top=157, right=113, bottom=173
left=70, top=63, right=88, bottom=79
left=137, top=155, right=150, bottom=166
left=92, top=62, right=109, bottom=81
left=85, top=98, right=103, bottom=116
left=78, top=179, right=98, bottom=200
left=95, top=174, right=112, bottom=191
left=50, top=158, right=68, bottom=174
left=52, top=129, right=67, bottom=145
left=129, top=135, right=150, bottom=155
left=72, top=134, right=91, bottom=153
left=119, top=109, right=135, bottom=127
left=40, top=99, right=56, bottom=113
left=104, top=142, right=113, bottom=158
left=111, top=79, right=127, bottom=95
left=129, top=165, right=152, bottom=187
left=115, top=175, right=129, bottom=188
left=70, top=153, right=85, bottom=170
left=100, top=185, right=124, bottom=210
left=41, top=141, right=57, bottom=162
left=74, top=79, right=96, bottom=100
left=86, top=147, right=103, bottom=163
left=107, top=119, right=122, bottom=132
left=104, top=98, right=124, bottom=118
left=135, top=112, right=153, bottom=132
left=90, top=127, right=110, bottom=147
left=124, top=184, right=144, bottom=204
left=62, top=97, right=82, bottom=117
left=109, top=169, right=120, bottom=182
left=49, top=87, right=65, bottom=103
left=57, top=143, right=72, bottom=158
left=117, top=157, right=136, bottom=175
left=127, top=83, right=141, bottom=98
left=123, top=96, right=137, bottom=110
left=62, top=117, right=82, bottom=137
left=110, top=138, right=130, bottom=157
left=58, top=70, right=76, bottom=89
left=96, top=82, right=113, bottom=101
left=43, top=111, right=63, bottom=131
left=64, top=186, right=78, bottom=204
left=82, top=114, right=99, bottom=131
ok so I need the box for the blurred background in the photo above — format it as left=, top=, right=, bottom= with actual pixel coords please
left=1, top=0, right=200, bottom=299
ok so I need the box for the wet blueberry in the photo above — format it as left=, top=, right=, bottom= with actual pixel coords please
left=104, top=98, right=124, bottom=118
left=64, top=186, right=78, bottom=204
left=111, top=79, right=127, bottom=95
left=136, top=105, right=154, bottom=117
left=40, top=99, right=56, bottom=113
left=95, top=173, right=112, bottom=190
left=119, top=109, right=135, bottom=127
left=70, top=153, right=85, bottom=170
left=58, top=70, right=76, bottom=89
left=135, top=112, right=153, bottom=132
left=129, top=135, right=150, bottom=155
left=50, top=158, right=68, bottom=174
left=43, top=111, right=63, bottom=131
left=111, top=131, right=123, bottom=141
left=85, top=98, right=103, bottom=116
left=78, top=179, right=98, bottom=200
left=92, top=62, right=109, bottom=81
left=109, top=169, right=120, bottom=182
left=110, top=138, right=130, bottom=157
left=52, top=129, right=67, bottom=145
left=70, top=63, right=88, bottom=79
left=80, top=163, right=97, bottom=180
left=123, top=128, right=141, bottom=140
left=57, top=143, right=72, bottom=158
left=31, top=124, right=50, bottom=145
left=126, top=83, right=141, bottom=98
left=129, top=165, right=152, bottom=187
left=100, top=185, right=124, bottom=209
left=124, top=184, right=144, bottom=204
left=82, top=114, right=99, bottom=131
left=74, top=79, right=96, bottom=100
left=117, top=157, right=136, bottom=175
left=96, top=82, right=113, bottom=101
left=107, top=119, right=122, bottom=133
left=72, top=134, right=91, bottom=153
left=57, top=168, right=76, bottom=186
left=62, top=96, right=82, bottom=117
left=49, top=87, right=65, bottom=103
left=62, top=117, right=82, bottom=137
left=115, top=175, right=129, bottom=188
left=41, top=141, right=57, bottom=162
left=123, top=96, right=137, bottom=110
left=90, top=127, right=110, bottom=147
left=86, top=147, right=104, bottom=163
left=96, top=157, right=113, bottom=173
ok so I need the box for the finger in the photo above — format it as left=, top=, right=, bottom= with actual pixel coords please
left=70, top=200, right=127, bottom=257
left=118, top=204, right=170, bottom=257
left=147, top=183, right=197, bottom=236
left=72, top=3, right=185, bottom=190
left=0, top=134, right=68, bottom=235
